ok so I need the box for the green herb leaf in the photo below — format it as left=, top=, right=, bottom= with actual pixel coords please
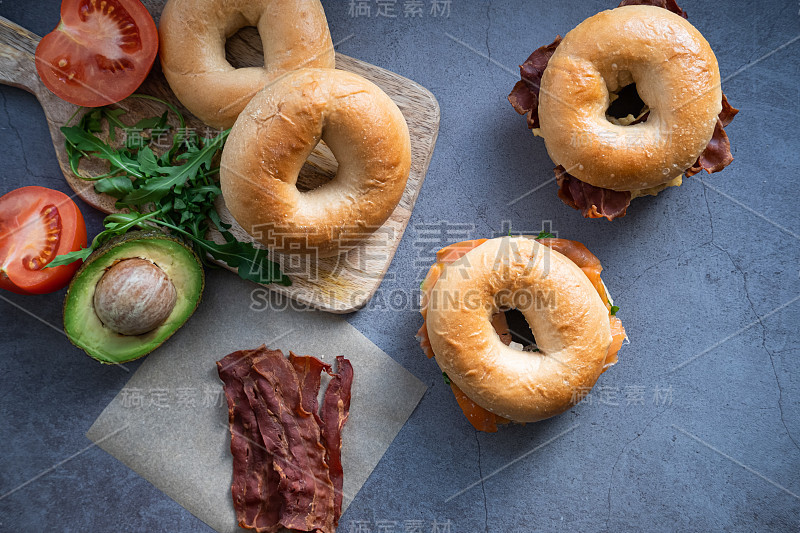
left=94, top=176, right=134, bottom=198
left=610, top=305, right=620, bottom=316
left=132, top=110, right=168, bottom=131
left=104, top=108, right=127, bottom=142
left=54, top=101, right=288, bottom=286
left=61, top=125, right=143, bottom=179
left=136, top=146, right=161, bottom=177
left=536, top=231, right=555, bottom=239
left=80, top=108, right=104, bottom=133
left=120, top=129, right=229, bottom=205
left=46, top=210, right=160, bottom=268
left=65, top=140, right=84, bottom=178
left=442, top=372, right=451, bottom=385
left=153, top=219, right=290, bottom=286
left=46, top=247, right=94, bottom=268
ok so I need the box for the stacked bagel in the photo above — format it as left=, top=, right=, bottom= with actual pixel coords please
left=159, top=0, right=411, bottom=258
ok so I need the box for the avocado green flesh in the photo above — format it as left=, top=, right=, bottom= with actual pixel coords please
left=64, top=236, right=203, bottom=364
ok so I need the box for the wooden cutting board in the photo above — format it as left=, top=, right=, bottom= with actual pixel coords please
left=0, top=15, right=439, bottom=313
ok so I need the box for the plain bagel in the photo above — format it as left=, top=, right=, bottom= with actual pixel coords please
left=220, top=68, right=411, bottom=258
left=425, top=237, right=613, bottom=423
left=158, top=0, right=335, bottom=129
left=538, top=5, right=722, bottom=191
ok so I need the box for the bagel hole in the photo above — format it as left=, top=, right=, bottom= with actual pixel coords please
left=296, top=140, right=339, bottom=192
left=225, top=26, right=264, bottom=69
left=606, top=83, right=648, bottom=124
left=498, top=308, right=539, bottom=352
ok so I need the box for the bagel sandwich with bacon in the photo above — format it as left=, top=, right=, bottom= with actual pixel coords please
left=508, top=0, right=738, bottom=220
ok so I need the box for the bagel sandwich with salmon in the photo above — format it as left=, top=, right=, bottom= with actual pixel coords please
left=416, top=235, right=626, bottom=432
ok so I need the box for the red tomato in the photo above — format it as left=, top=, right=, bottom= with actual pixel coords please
left=0, top=187, right=87, bottom=295
left=35, top=0, right=158, bottom=107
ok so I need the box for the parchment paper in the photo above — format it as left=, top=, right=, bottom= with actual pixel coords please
left=87, top=271, right=427, bottom=533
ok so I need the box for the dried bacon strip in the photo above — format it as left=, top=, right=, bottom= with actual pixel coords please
left=249, top=349, right=336, bottom=533
left=555, top=166, right=632, bottom=221
left=685, top=93, right=739, bottom=176
left=507, top=36, right=562, bottom=129
left=320, top=356, right=354, bottom=524
left=719, top=93, right=739, bottom=127
left=290, top=352, right=332, bottom=424
left=218, top=347, right=353, bottom=533
left=217, top=349, right=282, bottom=533
left=684, top=119, right=731, bottom=177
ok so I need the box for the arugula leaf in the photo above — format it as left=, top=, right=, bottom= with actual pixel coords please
left=536, top=231, right=555, bottom=239
left=80, top=108, right=104, bottom=133
left=94, top=176, right=134, bottom=198
left=46, top=210, right=161, bottom=269
left=151, top=219, right=290, bottom=286
left=46, top=247, right=94, bottom=268
left=104, top=108, right=127, bottom=142
left=54, top=101, right=288, bottom=286
left=442, top=372, right=451, bottom=386
left=61, top=126, right=144, bottom=179
left=120, top=129, right=229, bottom=205
left=65, top=139, right=82, bottom=177
left=610, top=305, right=620, bottom=316
left=132, top=111, right=169, bottom=132
left=136, top=146, right=161, bottom=177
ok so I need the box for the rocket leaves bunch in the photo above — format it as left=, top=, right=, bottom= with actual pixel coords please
left=50, top=95, right=290, bottom=286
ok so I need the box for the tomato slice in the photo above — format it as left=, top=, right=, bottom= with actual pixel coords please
left=0, top=187, right=87, bottom=295
left=35, top=0, right=158, bottom=107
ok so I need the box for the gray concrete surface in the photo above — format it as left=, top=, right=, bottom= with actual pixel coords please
left=0, top=1, right=798, bottom=531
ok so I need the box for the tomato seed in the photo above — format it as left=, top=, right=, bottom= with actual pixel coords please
left=22, top=204, right=62, bottom=271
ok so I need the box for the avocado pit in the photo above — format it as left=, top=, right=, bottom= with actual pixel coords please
left=93, top=258, right=177, bottom=336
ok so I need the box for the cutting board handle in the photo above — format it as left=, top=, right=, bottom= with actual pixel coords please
left=0, top=17, right=43, bottom=95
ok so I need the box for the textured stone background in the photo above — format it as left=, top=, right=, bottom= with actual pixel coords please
left=1, top=1, right=798, bottom=531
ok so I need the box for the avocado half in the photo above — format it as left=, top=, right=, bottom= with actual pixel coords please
left=63, top=230, right=204, bottom=364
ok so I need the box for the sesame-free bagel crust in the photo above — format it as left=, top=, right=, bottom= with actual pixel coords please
left=220, top=68, right=412, bottom=258
left=159, top=0, right=335, bottom=129
left=539, top=5, right=722, bottom=191
left=426, top=237, right=612, bottom=423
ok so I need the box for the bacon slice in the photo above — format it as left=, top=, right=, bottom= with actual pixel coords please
left=507, top=36, right=561, bottom=130
left=685, top=94, right=739, bottom=177
left=288, top=353, right=354, bottom=526
left=320, top=357, right=354, bottom=524
left=555, top=166, right=632, bottom=221
left=290, top=352, right=332, bottom=424
left=718, top=93, right=739, bottom=127
left=218, top=347, right=353, bottom=532
left=249, top=350, right=335, bottom=533
left=217, top=349, right=283, bottom=533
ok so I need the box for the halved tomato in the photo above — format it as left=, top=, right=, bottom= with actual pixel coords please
left=35, top=0, right=158, bottom=107
left=0, top=186, right=87, bottom=295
